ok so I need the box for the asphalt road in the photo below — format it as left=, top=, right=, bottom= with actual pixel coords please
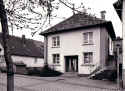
left=0, top=73, right=121, bottom=91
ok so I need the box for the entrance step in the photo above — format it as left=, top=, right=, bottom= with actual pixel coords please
left=61, top=72, right=78, bottom=77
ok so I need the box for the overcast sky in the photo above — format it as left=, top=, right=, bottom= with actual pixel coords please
left=8, top=0, right=122, bottom=41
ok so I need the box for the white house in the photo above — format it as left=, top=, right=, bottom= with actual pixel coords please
left=40, top=12, right=116, bottom=76
left=0, top=34, right=44, bottom=70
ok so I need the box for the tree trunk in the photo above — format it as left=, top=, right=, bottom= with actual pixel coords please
left=0, top=0, right=14, bottom=91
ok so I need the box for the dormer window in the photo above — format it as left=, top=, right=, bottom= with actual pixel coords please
left=83, top=32, right=93, bottom=44
left=52, top=36, right=60, bottom=47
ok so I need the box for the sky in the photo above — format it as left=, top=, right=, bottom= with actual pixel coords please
left=6, top=0, right=122, bottom=41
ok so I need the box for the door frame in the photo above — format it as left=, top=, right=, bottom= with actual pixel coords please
left=64, top=55, right=78, bottom=72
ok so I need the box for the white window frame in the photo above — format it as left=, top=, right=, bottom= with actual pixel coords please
left=52, top=36, right=60, bottom=47
left=52, top=54, right=60, bottom=64
left=83, top=52, right=93, bottom=64
left=83, top=32, right=93, bottom=44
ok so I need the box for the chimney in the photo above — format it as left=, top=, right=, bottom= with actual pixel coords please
left=100, top=10, right=106, bottom=20
left=72, top=4, right=75, bottom=15
left=22, top=35, right=26, bottom=45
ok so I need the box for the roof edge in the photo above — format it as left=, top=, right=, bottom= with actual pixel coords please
left=40, top=21, right=112, bottom=35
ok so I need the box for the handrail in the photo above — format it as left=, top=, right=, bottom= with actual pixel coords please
left=89, top=62, right=102, bottom=76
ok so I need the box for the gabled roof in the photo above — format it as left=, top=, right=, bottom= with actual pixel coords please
left=40, top=13, right=116, bottom=39
left=0, top=33, right=44, bottom=58
left=113, top=0, right=123, bottom=20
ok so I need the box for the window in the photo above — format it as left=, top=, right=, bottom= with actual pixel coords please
left=53, top=54, right=60, bottom=64
left=83, top=32, right=93, bottom=44
left=52, top=36, right=60, bottom=47
left=84, top=52, right=93, bottom=64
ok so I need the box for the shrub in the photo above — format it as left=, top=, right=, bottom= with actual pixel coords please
left=27, top=65, right=62, bottom=77
left=27, top=67, right=41, bottom=76
left=40, top=65, right=62, bottom=77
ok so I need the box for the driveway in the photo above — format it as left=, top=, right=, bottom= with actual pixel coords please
left=0, top=73, right=121, bottom=91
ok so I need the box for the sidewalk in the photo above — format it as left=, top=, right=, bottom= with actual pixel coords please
left=0, top=73, right=120, bottom=91
left=0, top=83, right=7, bottom=91
left=15, top=74, right=118, bottom=89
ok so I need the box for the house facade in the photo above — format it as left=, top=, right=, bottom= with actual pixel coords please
left=40, top=13, right=116, bottom=76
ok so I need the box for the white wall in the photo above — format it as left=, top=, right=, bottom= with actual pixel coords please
left=47, top=27, right=102, bottom=74
left=11, top=55, right=44, bottom=67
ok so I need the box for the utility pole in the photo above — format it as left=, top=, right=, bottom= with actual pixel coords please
left=117, top=45, right=120, bottom=88
left=122, top=0, right=125, bottom=88
left=116, top=40, right=123, bottom=90
left=0, top=0, right=14, bottom=91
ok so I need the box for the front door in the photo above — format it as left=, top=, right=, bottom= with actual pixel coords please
left=65, top=56, right=78, bottom=72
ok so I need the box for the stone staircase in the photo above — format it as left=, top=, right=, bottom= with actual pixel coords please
left=88, top=66, right=117, bottom=81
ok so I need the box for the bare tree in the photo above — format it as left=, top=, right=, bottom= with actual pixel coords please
left=4, top=0, right=56, bottom=35
left=0, top=0, right=92, bottom=91
left=0, top=0, right=55, bottom=91
left=0, top=0, right=14, bottom=91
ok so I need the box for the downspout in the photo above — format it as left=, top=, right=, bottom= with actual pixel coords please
left=99, top=25, right=102, bottom=67
left=44, top=35, right=48, bottom=65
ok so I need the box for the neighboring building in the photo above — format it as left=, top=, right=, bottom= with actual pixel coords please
left=0, top=34, right=44, bottom=71
left=114, top=37, right=123, bottom=64
left=40, top=12, right=116, bottom=77
left=113, top=0, right=125, bottom=85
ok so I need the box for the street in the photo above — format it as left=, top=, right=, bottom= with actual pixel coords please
left=0, top=73, right=121, bottom=91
